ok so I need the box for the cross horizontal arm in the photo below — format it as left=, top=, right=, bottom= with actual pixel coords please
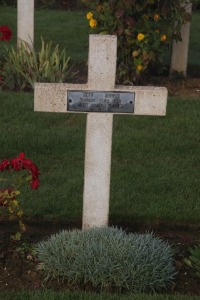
left=34, top=83, right=167, bottom=116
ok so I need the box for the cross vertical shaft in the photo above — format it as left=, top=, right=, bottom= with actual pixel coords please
left=82, top=35, right=117, bottom=228
left=17, top=0, right=34, bottom=49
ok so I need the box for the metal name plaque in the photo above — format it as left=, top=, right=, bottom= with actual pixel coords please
left=67, top=90, right=135, bottom=113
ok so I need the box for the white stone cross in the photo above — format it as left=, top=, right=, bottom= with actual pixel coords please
left=17, top=0, right=34, bottom=49
left=170, top=1, right=192, bottom=76
left=34, top=34, right=167, bottom=229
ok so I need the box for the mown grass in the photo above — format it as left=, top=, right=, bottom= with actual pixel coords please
left=0, top=290, right=200, bottom=300
left=0, top=92, right=200, bottom=225
left=0, top=6, right=89, bottom=62
left=0, top=6, right=200, bottom=69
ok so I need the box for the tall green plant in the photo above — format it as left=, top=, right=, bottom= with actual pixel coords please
left=83, top=0, right=192, bottom=84
left=184, top=244, right=200, bottom=278
left=1, top=38, right=75, bottom=91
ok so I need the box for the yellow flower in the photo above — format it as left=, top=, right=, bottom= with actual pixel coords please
left=132, top=50, right=139, bottom=58
left=89, top=18, right=97, bottom=29
left=137, top=33, right=145, bottom=41
left=143, top=14, right=149, bottom=21
left=160, top=34, right=167, bottom=42
left=137, top=65, right=143, bottom=71
left=154, top=14, right=160, bottom=21
left=86, top=12, right=93, bottom=20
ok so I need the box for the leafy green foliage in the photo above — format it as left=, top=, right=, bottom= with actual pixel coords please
left=37, top=227, right=176, bottom=293
left=83, top=0, right=192, bottom=83
left=184, top=244, right=200, bottom=278
left=1, top=38, right=75, bottom=91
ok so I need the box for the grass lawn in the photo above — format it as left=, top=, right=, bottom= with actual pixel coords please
left=0, top=290, right=200, bottom=300
left=0, top=92, right=200, bottom=225
left=0, top=6, right=89, bottom=62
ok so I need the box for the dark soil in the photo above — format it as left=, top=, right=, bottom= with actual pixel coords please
left=72, top=62, right=200, bottom=99
left=0, top=220, right=200, bottom=296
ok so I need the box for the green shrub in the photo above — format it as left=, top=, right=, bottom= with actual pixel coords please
left=83, top=0, right=192, bottom=84
left=184, top=244, right=200, bottom=278
left=37, top=227, right=176, bottom=293
left=0, top=39, right=75, bottom=92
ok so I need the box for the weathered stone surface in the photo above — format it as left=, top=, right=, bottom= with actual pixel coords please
left=83, top=113, right=113, bottom=228
left=170, top=2, right=192, bottom=75
left=88, top=35, right=117, bottom=90
left=17, top=0, right=34, bottom=49
left=34, top=83, right=167, bottom=116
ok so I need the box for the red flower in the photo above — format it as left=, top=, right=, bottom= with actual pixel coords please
left=0, top=76, right=3, bottom=81
left=0, top=153, right=40, bottom=190
left=30, top=178, right=40, bottom=189
left=0, top=25, right=12, bottom=41
left=10, top=156, right=22, bottom=171
left=0, top=159, right=10, bottom=171
left=29, top=163, right=40, bottom=177
left=23, top=158, right=37, bottom=172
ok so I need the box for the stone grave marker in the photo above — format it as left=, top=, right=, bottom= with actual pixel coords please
left=17, top=0, right=34, bottom=49
left=170, top=1, right=192, bottom=76
left=34, top=34, right=168, bottom=229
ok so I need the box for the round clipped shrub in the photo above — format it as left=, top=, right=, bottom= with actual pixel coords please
left=37, top=227, right=176, bottom=293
